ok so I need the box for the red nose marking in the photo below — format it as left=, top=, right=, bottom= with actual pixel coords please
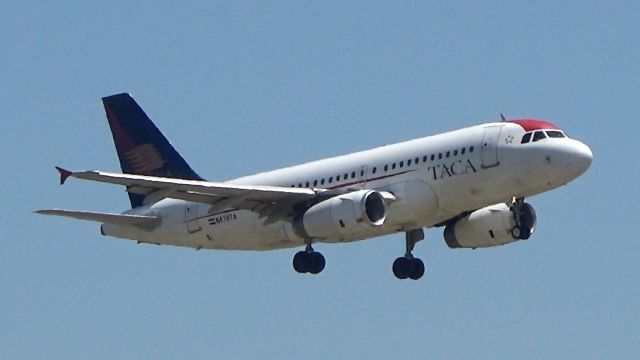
left=508, top=119, right=560, bottom=131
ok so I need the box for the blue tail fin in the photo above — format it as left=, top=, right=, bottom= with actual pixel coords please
left=102, top=93, right=204, bottom=208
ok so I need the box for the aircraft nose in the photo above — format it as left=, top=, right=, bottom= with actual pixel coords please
left=553, top=139, right=592, bottom=181
left=570, top=140, right=593, bottom=175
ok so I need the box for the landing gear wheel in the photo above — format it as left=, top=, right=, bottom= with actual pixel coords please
left=309, top=252, right=326, bottom=274
left=392, top=229, right=427, bottom=280
left=518, top=225, right=531, bottom=240
left=392, top=257, right=425, bottom=280
left=510, top=197, right=536, bottom=240
left=511, top=225, right=531, bottom=240
left=292, top=241, right=325, bottom=275
left=408, top=258, right=425, bottom=280
left=293, top=251, right=309, bottom=273
left=393, top=257, right=410, bottom=279
left=511, top=226, right=521, bottom=239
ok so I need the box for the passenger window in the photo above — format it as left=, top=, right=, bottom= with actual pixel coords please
left=438, top=153, right=442, bottom=160
left=431, top=154, right=435, bottom=161
left=351, top=171, right=356, bottom=178
left=328, top=177, right=333, bottom=183
left=372, top=167, right=377, bottom=174
left=305, top=181, right=309, bottom=187
left=384, top=165, right=388, bottom=171
left=344, top=173, right=348, bottom=179
left=320, top=179, right=325, bottom=185
left=337, top=175, right=341, bottom=181
left=423, top=155, right=427, bottom=162
left=360, top=170, right=364, bottom=176
left=298, top=183, right=302, bottom=187
left=313, top=180, right=318, bottom=186
left=521, top=132, right=532, bottom=144
left=546, top=130, right=565, bottom=138
left=461, top=148, right=466, bottom=155
left=533, top=131, right=546, bottom=142
left=399, top=161, right=404, bottom=168
left=469, top=146, right=474, bottom=153
left=407, top=159, right=412, bottom=166
left=392, top=163, right=396, bottom=169
left=454, top=150, right=458, bottom=156
left=446, top=151, right=450, bottom=158
left=415, top=157, right=419, bottom=164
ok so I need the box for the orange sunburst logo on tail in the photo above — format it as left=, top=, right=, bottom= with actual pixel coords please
left=124, top=143, right=165, bottom=175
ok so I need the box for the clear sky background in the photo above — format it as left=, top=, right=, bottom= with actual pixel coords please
left=2, top=1, right=638, bottom=359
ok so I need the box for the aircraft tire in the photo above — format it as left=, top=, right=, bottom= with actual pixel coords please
left=408, top=258, right=425, bottom=280
left=392, top=257, right=410, bottom=279
left=293, top=251, right=309, bottom=273
left=511, top=226, right=531, bottom=240
left=518, top=226, right=531, bottom=240
left=309, top=252, right=325, bottom=274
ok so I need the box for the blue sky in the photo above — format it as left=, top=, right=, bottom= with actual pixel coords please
left=2, top=1, right=638, bottom=359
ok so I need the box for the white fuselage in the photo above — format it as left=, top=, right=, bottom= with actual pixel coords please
left=102, top=121, right=592, bottom=251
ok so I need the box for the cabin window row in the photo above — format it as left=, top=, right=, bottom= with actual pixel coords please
left=381, top=146, right=474, bottom=173
left=289, top=146, right=474, bottom=188
left=292, top=170, right=362, bottom=188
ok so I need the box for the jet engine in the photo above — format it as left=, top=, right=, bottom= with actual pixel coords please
left=293, top=190, right=387, bottom=240
left=444, top=202, right=536, bottom=249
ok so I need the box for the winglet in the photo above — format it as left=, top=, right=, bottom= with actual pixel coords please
left=55, top=166, right=73, bottom=185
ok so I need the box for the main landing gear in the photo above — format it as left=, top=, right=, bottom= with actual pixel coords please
left=392, top=229, right=425, bottom=280
left=292, top=241, right=326, bottom=275
left=291, top=230, right=427, bottom=280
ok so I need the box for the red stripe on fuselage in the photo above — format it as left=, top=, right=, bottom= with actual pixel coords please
left=326, top=170, right=414, bottom=190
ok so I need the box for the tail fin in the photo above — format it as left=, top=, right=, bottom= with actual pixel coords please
left=102, top=93, right=204, bottom=208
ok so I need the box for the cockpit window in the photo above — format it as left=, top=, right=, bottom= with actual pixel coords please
left=546, top=130, right=565, bottom=138
left=532, top=131, right=546, bottom=142
left=521, top=132, right=532, bottom=144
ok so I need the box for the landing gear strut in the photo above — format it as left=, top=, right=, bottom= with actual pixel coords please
left=292, top=240, right=325, bottom=275
left=392, top=229, right=425, bottom=280
left=510, top=197, right=535, bottom=240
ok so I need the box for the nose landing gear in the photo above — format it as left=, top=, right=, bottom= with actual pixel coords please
left=510, top=197, right=536, bottom=240
left=392, top=228, right=425, bottom=280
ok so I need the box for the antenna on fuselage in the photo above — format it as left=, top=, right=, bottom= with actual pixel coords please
left=500, top=113, right=507, bottom=121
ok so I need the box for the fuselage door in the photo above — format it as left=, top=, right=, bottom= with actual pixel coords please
left=481, top=125, right=503, bottom=168
left=185, top=202, right=202, bottom=233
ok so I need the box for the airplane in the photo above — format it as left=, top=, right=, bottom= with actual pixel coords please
left=37, top=93, right=593, bottom=280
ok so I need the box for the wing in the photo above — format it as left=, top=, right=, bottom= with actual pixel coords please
left=54, top=167, right=320, bottom=222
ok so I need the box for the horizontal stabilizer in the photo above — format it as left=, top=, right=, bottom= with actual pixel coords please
left=35, top=209, right=159, bottom=227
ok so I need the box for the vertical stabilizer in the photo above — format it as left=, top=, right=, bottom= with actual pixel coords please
left=102, top=93, right=203, bottom=208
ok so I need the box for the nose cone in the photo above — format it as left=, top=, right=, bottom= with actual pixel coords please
left=571, top=141, right=593, bottom=175
left=552, top=139, right=592, bottom=183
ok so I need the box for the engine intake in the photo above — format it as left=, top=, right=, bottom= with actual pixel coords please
left=444, top=202, right=536, bottom=249
left=294, top=190, right=387, bottom=240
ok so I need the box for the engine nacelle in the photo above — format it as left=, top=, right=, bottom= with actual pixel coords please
left=294, top=190, right=387, bottom=240
left=444, top=202, right=536, bottom=249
